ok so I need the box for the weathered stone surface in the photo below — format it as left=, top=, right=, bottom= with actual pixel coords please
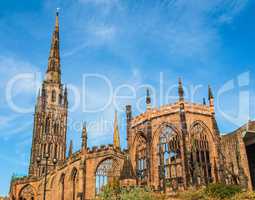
left=8, top=12, right=255, bottom=200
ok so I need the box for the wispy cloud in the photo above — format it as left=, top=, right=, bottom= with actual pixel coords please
left=79, top=0, right=120, bottom=8
left=217, top=0, right=249, bottom=24
left=61, top=0, right=248, bottom=63
left=88, top=24, right=116, bottom=42
left=0, top=56, right=40, bottom=94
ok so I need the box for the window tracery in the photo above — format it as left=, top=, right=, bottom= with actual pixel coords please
left=189, top=123, right=212, bottom=186
left=95, top=159, right=119, bottom=195
left=158, top=126, right=183, bottom=191
left=136, top=136, right=147, bottom=184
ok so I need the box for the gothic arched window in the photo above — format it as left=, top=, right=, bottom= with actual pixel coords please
left=52, top=90, right=56, bottom=102
left=158, top=126, right=182, bottom=191
left=60, top=174, right=65, bottom=200
left=45, top=117, right=50, bottom=134
left=54, top=144, right=58, bottom=159
left=54, top=122, right=59, bottom=135
left=19, top=184, right=35, bottom=200
left=59, top=94, right=62, bottom=105
left=189, top=123, right=212, bottom=186
left=95, top=159, right=119, bottom=195
left=136, top=135, right=147, bottom=184
left=71, top=168, right=78, bottom=200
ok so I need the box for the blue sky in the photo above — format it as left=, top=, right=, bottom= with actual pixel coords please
left=0, top=0, right=255, bottom=196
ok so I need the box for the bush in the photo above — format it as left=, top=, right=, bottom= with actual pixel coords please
left=120, top=187, right=160, bottom=200
left=177, top=184, right=250, bottom=200
left=231, top=191, right=255, bottom=200
left=97, top=184, right=166, bottom=200
left=97, top=182, right=249, bottom=200
left=97, top=179, right=121, bottom=200
left=177, top=189, right=207, bottom=200
left=204, top=184, right=242, bottom=199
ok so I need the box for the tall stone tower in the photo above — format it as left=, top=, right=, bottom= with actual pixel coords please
left=29, top=11, right=68, bottom=177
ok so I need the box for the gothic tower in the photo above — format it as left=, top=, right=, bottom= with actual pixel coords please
left=29, top=11, right=68, bottom=177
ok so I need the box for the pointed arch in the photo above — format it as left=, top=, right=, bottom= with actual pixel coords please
left=50, top=175, right=56, bottom=189
left=95, top=157, right=120, bottom=195
left=189, top=120, right=215, bottom=142
left=189, top=121, right=213, bottom=186
left=59, top=173, right=65, bottom=200
left=132, top=129, right=147, bottom=147
left=45, top=116, right=50, bottom=134
left=152, top=122, right=181, bottom=148
left=37, top=177, right=50, bottom=197
left=70, top=167, right=78, bottom=200
left=156, top=124, right=183, bottom=191
left=52, top=90, right=56, bottom=102
left=53, top=121, right=60, bottom=135
left=49, top=175, right=56, bottom=200
left=18, top=184, right=36, bottom=200
left=134, top=133, right=147, bottom=185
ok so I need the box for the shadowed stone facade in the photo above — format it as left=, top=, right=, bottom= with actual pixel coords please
left=9, top=12, right=255, bottom=200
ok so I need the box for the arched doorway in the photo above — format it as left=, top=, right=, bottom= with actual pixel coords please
left=157, top=126, right=183, bottom=191
left=189, top=123, right=212, bottom=186
left=19, top=184, right=35, bottom=200
left=95, top=158, right=119, bottom=195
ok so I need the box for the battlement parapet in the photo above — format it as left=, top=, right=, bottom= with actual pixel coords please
left=131, top=101, right=211, bottom=127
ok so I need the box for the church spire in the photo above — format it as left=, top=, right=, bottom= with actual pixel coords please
left=29, top=10, right=67, bottom=177
left=45, top=10, right=61, bottom=83
left=113, top=111, right=120, bottom=150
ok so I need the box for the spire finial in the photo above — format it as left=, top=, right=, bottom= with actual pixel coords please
left=113, top=111, right=120, bottom=150
left=178, top=78, right=184, bottom=101
left=82, top=122, right=88, bottom=149
left=64, top=85, right=68, bottom=107
left=203, top=98, right=206, bottom=105
left=208, top=85, right=214, bottom=100
left=55, top=8, right=60, bottom=29
left=146, top=88, right=151, bottom=110
left=68, top=140, right=73, bottom=158
left=208, top=85, right=215, bottom=113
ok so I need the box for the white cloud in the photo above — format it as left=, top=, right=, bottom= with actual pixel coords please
left=63, top=23, right=117, bottom=57
left=217, top=0, right=248, bottom=24
left=0, top=56, right=41, bottom=94
left=0, top=115, right=16, bottom=127
left=61, top=0, right=248, bottom=62
left=93, top=25, right=116, bottom=41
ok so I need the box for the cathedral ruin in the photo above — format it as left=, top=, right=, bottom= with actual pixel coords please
left=9, top=12, right=255, bottom=200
